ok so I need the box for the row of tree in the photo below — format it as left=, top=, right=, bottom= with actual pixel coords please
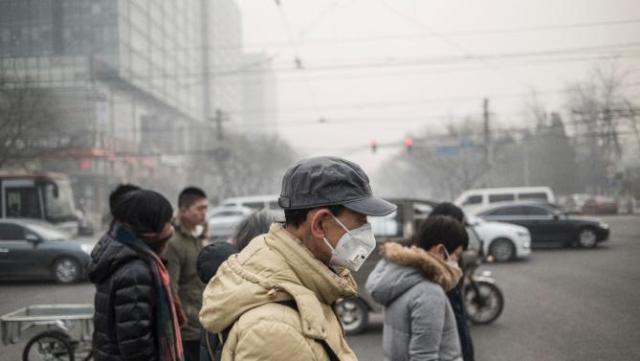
left=375, top=65, right=640, bottom=201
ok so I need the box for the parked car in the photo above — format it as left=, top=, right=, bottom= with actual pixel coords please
left=207, top=206, right=256, bottom=242
left=466, top=215, right=531, bottom=262
left=560, top=193, right=592, bottom=214
left=455, top=186, right=555, bottom=214
left=561, top=194, right=618, bottom=215
left=219, top=195, right=280, bottom=210
left=582, top=196, right=618, bottom=215
left=0, top=219, right=93, bottom=283
left=472, top=202, right=610, bottom=248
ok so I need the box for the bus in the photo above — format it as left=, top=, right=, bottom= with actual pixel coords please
left=0, top=171, right=79, bottom=235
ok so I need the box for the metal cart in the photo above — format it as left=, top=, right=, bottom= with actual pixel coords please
left=1, top=304, right=93, bottom=361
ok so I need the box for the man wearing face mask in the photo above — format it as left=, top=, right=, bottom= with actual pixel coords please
left=199, top=156, right=396, bottom=361
left=366, top=215, right=466, bottom=361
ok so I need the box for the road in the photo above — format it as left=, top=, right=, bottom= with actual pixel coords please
left=1, top=215, right=639, bottom=361
left=347, top=215, right=640, bottom=361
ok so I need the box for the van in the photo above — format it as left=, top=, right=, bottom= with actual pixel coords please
left=219, top=194, right=281, bottom=210
left=454, top=187, right=555, bottom=211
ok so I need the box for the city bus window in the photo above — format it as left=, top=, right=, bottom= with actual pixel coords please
left=5, top=188, right=42, bottom=219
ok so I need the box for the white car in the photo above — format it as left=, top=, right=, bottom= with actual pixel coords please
left=219, top=195, right=280, bottom=210
left=467, top=215, right=531, bottom=262
left=207, top=206, right=255, bottom=242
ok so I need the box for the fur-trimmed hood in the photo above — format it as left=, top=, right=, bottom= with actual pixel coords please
left=366, top=242, right=463, bottom=306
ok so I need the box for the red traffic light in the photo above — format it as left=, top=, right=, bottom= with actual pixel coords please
left=404, top=137, right=414, bottom=151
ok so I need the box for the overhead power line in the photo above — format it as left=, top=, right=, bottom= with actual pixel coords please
left=3, top=41, right=636, bottom=85
left=230, top=18, right=640, bottom=50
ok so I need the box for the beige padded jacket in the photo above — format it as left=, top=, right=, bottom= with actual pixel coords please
left=199, top=223, right=359, bottom=361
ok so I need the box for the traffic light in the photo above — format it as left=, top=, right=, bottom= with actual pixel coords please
left=370, top=140, right=378, bottom=154
left=404, top=137, right=414, bottom=152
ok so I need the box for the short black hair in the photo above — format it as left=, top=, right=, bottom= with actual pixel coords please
left=284, top=205, right=344, bottom=228
left=178, top=186, right=207, bottom=209
left=429, top=202, right=465, bottom=223
left=429, top=202, right=468, bottom=250
left=413, top=215, right=468, bottom=254
left=112, top=189, right=173, bottom=235
left=109, top=184, right=140, bottom=215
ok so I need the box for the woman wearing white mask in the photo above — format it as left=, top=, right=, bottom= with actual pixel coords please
left=366, top=215, right=466, bottom=361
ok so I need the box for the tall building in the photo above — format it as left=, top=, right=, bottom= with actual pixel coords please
left=0, top=0, right=226, bottom=223
left=203, top=0, right=244, bottom=126
left=242, top=52, right=278, bottom=136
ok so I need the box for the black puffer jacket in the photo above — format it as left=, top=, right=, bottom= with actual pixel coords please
left=88, top=226, right=158, bottom=361
left=447, top=282, right=475, bottom=361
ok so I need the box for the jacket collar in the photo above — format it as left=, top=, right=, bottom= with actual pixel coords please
left=172, top=218, right=207, bottom=242
left=263, top=223, right=358, bottom=339
left=380, top=242, right=462, bottom=292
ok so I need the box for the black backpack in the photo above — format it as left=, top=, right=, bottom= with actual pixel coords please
left=202, top=300, right=340, bottom=361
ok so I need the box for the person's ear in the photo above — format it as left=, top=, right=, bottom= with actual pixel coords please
left=430, top=244, right=446, bottom=259
left=309, top=209, right=331, bottom=240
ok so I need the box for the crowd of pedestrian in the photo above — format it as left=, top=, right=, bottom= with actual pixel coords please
left=87, top=156, right=475, bottom=361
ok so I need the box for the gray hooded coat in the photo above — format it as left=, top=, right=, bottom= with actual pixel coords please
left=366, top=243, right=463, bottom=361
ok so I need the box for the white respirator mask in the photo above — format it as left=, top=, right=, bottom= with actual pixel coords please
left=322, top=214, right=377, bottom=272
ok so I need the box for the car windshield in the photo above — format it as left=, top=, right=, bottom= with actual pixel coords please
left=42, top=180, right=77, bottom=222
left=26, top=222, right=71, bottom=241
left=370, top=210, right=401, bottom=237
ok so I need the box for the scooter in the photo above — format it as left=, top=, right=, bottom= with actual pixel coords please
left=460, top=251, right=504, bottom=324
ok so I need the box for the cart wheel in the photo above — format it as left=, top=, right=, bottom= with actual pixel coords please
left=82, top=350, right=93, bottom=361
left=23, top=331, right=75, bottom=361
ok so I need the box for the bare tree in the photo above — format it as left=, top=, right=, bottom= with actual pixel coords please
left=191, top=133, right=299, bottom=202
left=376, top=118, right=487, bottom=200
left=566, top=63, right=635, bottom=192
left=0, top=76, right=72, bottom=168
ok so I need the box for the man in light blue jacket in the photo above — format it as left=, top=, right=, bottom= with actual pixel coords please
left=366, top=215, right=466, bottom=361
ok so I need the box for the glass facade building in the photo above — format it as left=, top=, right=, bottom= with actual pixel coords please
left=0, top=0, right=220, bottom=223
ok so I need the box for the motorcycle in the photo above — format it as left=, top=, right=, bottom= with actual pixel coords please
left=460, top=251, right=504, bottom=324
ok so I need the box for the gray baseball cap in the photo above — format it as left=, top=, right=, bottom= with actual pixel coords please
left=278, top=156, right=397, bottom=216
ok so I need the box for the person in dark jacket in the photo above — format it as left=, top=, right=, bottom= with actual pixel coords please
left=88, top=189, right=185, bottom=361
left=197, top=209, right=279, bottom=361
left=164, top=187, right=209, bottom=361
left=429, top=202, right=475, bottom=361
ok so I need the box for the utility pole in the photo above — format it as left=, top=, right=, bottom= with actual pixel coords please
left=523, top=139, right=530, bottom=186
left=213, top=108, right=230, bottom=140
left=483, top=98, right=492, bottom=186
left=201, top=0, right=212, bottom=120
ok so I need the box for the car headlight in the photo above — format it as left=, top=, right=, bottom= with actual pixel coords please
left=599, top=222, right=609, bottom=229
left=81, top=244, right=93, bottom=255
left=516, top=230, right=529, bottom=238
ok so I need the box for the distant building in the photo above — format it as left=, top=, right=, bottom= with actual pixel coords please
left=0, top=0, right=242, bottom=224
left=203, top=0, right=244, bottom=125
left=242, top=52, right=278, bottom=136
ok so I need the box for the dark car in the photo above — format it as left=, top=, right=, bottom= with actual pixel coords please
left=0, top=219, right=93, bottom=283
left=473, top=202, right=610, bottom=248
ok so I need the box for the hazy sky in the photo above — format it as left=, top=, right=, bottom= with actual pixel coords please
left=236, top=0, right=640, bottom=173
